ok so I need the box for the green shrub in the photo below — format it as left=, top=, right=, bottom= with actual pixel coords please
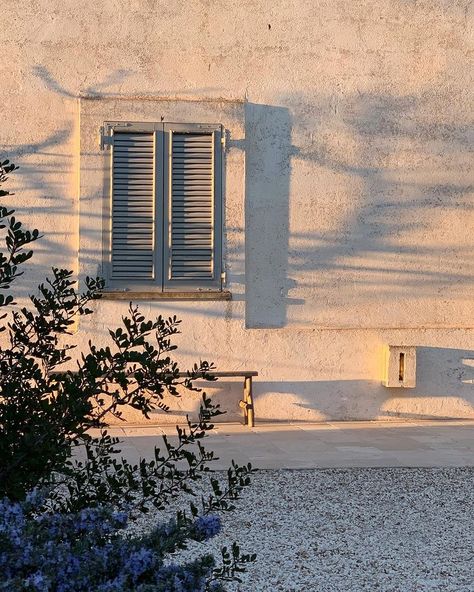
left=0, top=159, right=255, bottom=590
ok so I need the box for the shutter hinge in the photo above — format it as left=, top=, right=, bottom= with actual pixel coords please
left=99, top=126, right=113, bottom=151
left=220, top=133, right=226, bottom=151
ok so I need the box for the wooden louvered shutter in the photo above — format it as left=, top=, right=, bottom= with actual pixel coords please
left=110, top=131, right=157, bottom=283
left=163, top=124, right=222, bottom=291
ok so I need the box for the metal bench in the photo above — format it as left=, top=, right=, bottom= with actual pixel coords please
left=176, top=371, right=258, bottom=427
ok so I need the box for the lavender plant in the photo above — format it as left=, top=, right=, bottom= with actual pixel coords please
left=0, top=496, right=254, bottom=591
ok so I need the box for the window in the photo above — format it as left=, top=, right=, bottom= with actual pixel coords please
left=102, top=121, right=223, bottom=292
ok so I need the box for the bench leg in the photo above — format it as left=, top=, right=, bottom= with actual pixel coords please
left=243, top=376, right=255, bottom=428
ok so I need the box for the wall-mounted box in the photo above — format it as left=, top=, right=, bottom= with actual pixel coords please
left=382, top=345, right=416, bottom=388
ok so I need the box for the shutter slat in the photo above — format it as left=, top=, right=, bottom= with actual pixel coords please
left=113, top=197, right=154, bottom=201
left=171, top=191, right=213, bottom=196
left=172, top=163, right=212, bottom=168
left=111, top=132, right=155, bottom=280
left=172, top=161, right=211, bottom=164
left=113, top=160, right=153, bottom=165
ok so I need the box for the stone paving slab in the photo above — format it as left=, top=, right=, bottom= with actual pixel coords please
left=102, top=420, right=474, bottom=469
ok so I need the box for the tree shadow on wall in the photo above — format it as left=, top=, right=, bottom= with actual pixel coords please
left=242, top=94, right=473, bottom=329
left=1, top=67, right=134, bottom=298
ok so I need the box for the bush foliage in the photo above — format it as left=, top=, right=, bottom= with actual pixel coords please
left=0, top=160, right=255, bottom=590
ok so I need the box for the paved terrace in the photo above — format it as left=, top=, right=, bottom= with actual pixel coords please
left=104, top=420, right=474, bottom=469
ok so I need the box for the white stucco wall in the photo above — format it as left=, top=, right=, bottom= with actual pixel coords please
left=3, top=0, right=474, bottom=422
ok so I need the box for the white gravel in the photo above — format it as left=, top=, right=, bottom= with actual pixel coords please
left=136, top=468, right=474, bottom=591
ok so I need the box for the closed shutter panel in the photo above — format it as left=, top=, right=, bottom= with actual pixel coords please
left=164, top=127, right=222, bottom=290
left=111, top=132, right=155, bottom=280
left=112, top=132, right=155, bottom=280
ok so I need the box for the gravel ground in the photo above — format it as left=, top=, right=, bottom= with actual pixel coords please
left=135, top=468, right=474, bottom=592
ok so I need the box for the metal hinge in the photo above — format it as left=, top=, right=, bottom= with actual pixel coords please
left=100, top=122, right=131, bottom=150
left=99, top=126, right=113, bottom=151
left=221, top=132, right=226, bottom=151
left=220, top=270, right=227, bottom=286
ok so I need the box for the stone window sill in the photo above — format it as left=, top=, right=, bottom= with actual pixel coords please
left=100, top=290, right=232, bottom=301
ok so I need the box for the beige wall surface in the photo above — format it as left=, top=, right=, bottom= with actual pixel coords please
left=2, top=0, right=474, bottom=421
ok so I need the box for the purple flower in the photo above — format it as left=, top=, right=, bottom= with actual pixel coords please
left=25, top=571, right=49, bottom=591
left=123, top=547, right=156, bottom=583
left=193, top=515, right=221, bottom=540
left=155, top=564, right=208, bottom=592
left=111, top=511, right=128, bottom=529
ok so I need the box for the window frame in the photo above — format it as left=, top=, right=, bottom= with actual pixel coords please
left=102, top=121, right=224, bottom=294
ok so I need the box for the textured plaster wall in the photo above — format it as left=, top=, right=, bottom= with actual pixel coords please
left=2, top=0, right=474, bottom=422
